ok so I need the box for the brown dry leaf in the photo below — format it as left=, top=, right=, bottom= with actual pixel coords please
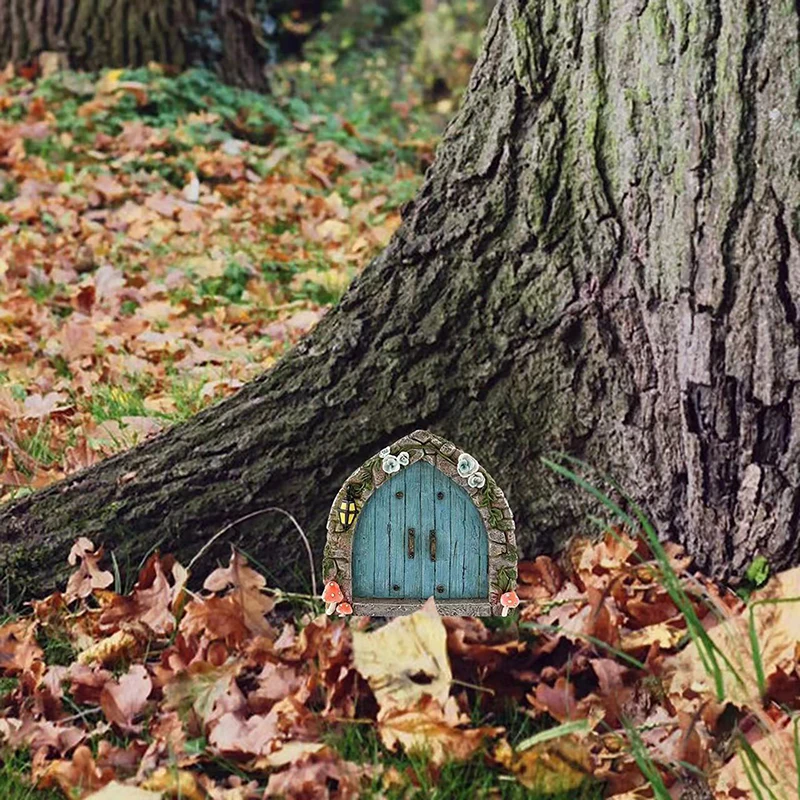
left=99, top=664, right=152, bottom=731
left=569, top=529, right=645, bottom=588
left=162, top=661, right=245, bottom=728
left=493, top=736, right=593, bottom=794
left=517, top=556, right=564, bottom=601
left=255, top=740, right=327, bottom=768
left=619, top=620, right=686, bottom=652
left=196, top=774, right=261, bottom=800
left=64, top=663, right=115, bottom=706
left=713, top=725, right=798, bottom=798
left=0, top=619, right=44, bottom=673
left=85, top=783, right=162, bottom=799
left=35, top=744, right=114, bottom=797
left=23, top=391, right=70, bottom=419
left=179, top=595, right=251, bottom=647
left=99, top=554, right=185, bottom=635
left=378, top=694, right=502, bottom=765
left=60, top=316, right=97, bottom=360
left=665, top=566, right=800, bottom=709
left=351, top=597, right=451, bottom=713
left=527, top=677, right=591, bottom=722
left=208, top=710, right=279, bottom=756
left=203, top=549, right=275, bottom=636
left=263, top=748, right=373, bottom=800
left=444, top=617, right=526, bottom=670
left=66, top=537, right=114, bottom=602
left=0, top=716, right=85, bottom=755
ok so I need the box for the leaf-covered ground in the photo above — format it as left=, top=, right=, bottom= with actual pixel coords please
left=0, top=8, right=482, bottom=501
left=0, top=527, right=795, bottom=799
left=3, top=6, right=797, bottom=800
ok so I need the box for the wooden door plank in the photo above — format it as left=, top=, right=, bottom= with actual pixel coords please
left=388, top=470, right=406, bottom=600
left=462, top=487, right=486, bottom=596
left=420, top=461, right=436, bottom=599
left=433, top=468, right=452, bottom=599
left=352, top=489, right=376, bottom=597
left=375, top=475, right=393, bottom=597
left=402, top=462, right=422, bottom=599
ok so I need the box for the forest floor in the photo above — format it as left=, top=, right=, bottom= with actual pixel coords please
left=0, top=521, right=797, bottom=800
left=1, top=5, right=798, bottom=800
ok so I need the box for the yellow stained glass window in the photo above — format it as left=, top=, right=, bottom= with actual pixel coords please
left=339, top=498, right=357, bottom=527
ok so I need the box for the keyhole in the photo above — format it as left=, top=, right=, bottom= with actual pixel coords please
left=437, top=492, right=444, bottom=500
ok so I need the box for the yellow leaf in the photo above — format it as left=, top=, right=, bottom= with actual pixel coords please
left=141, top=768, right=204, bottom=800
left=78, top=630, right=139, bottom=666
left=254, top=740, right=327, bottom=768
left=96, top=69, right=124, bottom=94
left=352, top=597, right=451, bottom=713
left=619, top=621, right=686, bottom=652
left=378, top=695, right=501, bottom=765
left=494, top=735, right=593, bottom=793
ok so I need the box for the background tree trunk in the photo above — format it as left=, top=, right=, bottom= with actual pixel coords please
left=0, top=0, right=281, bottom=89
left=1, top=0, right=799, bottom=599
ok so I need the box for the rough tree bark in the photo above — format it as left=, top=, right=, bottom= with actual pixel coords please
left=0, top=0, right=278, bottom=89
left=1, top=0, right=799, bottom=598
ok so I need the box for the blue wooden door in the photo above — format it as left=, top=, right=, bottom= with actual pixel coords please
left=352, top=461, right=488, bottom=600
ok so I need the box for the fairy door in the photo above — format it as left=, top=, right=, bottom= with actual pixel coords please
left=352, top=460, right=488, bottom=601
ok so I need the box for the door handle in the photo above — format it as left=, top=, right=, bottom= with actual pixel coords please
left=408, top=528, right=415, bottom=559
left=429, top=530, right=436, bottom=561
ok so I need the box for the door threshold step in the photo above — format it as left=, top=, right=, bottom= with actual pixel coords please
left=353, top=598, right=495, bottom=617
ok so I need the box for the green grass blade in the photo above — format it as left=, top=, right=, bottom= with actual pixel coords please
left=520, top=621, right=647, bottom=670
left=794, top=715, right=800, bottom=800
left=516, top=719, right=591, bottom=752
left=748, top=598, right=800, bottom=700
left=542, top=454, right=740, bottom=701
left=740, top=753, right=768, bottom=800
left=749, top=604, right=767, bottom=700
left=621, top=718, right=670, bottom=800
left=737, top=733, right=780, bottom=800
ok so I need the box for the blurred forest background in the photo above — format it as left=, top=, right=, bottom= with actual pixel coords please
left=0, top=0, right=490, bottom=501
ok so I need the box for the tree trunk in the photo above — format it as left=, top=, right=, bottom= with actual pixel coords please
left=0, top=0, right=277, bottom=89
left=1, top=0, right=799, bottom=598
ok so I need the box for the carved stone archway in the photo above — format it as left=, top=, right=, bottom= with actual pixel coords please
left=323, top=430, right=517, bottom=616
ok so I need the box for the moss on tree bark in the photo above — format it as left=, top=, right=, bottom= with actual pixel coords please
left=1, top=0, right=799, bottom=598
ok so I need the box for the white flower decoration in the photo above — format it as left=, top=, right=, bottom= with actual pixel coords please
left=468, top=472, right=486, bottom=489
left=398, top=451, right=409, bottom=466
left=457, top=453, right=479, bottom=478
left=382, top=454, right=401, bottom=473
left=379, top=447, right=391, bottom=458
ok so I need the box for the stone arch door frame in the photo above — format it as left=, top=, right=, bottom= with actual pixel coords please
left=323, top=430, right=517, bottom=616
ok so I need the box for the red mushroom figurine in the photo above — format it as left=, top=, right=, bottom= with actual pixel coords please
left=500, top=590, right=520, bottom=617
left=322, top=581, right=344, bottom=615
left=337, top=602, right=353, bottom=617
